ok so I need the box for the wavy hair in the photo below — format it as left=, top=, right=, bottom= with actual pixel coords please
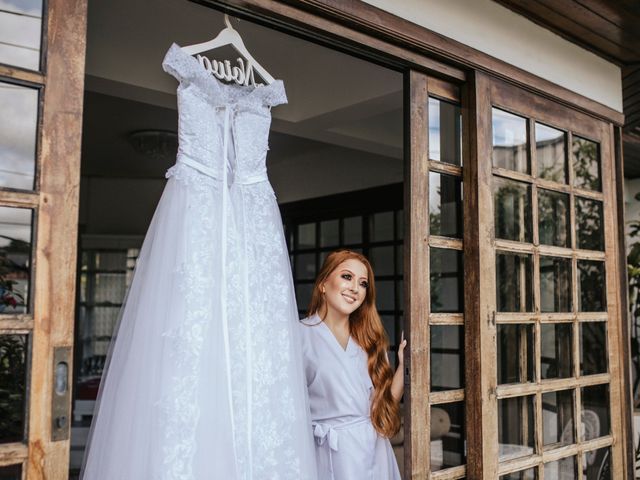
left=306, top=249, right=400, bottom=438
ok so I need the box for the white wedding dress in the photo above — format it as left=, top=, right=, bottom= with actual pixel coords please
left=81, top=43, right=317, bottom=480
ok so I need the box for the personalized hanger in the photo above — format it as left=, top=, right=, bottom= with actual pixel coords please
left=181, top=14, right=275, bottom=87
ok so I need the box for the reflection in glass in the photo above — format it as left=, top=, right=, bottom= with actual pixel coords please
left=494, top=177, right=532, bottom=242
left=580, top=322, right=607, bottom=376
left=296, top=253, right=316, bottom=280
left=370, top=211, right=394, bottom=242
left=429, top=97, right=462, bottom=166
left=542, top=390, right=575, bottom=447
left=430, top=248, right=463, bottom=313
left=295, top=283, right=313, bottom=313
left=343, top=216, right=362, bottom=244
left=573, top=136, right=601, bottom=192
left=492, top=108, right=529, bottom=173
left=582, top=447, right=611, bottom=480
left=0, top=207, right=32, bottom=313
left=0, top=463, right=22, bottom=479
left=319, top=219, right=339, bottom=247
left=0, top=334, right=28, bottom=443
left=93, top=273, right=127, bottom=304
left=576, top=198, right=604, bottom=251
left=578, top=261, right=606, bottom=311
left=541, top=323, right=573, bottom=379
left=497, top=324, right=534, bottom=385
left=536, top=123, right=566, bottom=183
left=496, top=252, right=533, bottom=312
left=0, top=82, right=38, bottom=190
left=376, top=280, right=395, bottom=311
left=369, top=246, right=394, bottom=276
left=431, top=326, right=464, bottom=391
left=544, top=456, right=576, bottom=480
left=430, top=402, right=465, bottom=471
left=298, top=223, right=316, bottom=248
left=498, top=395, right=535, bottom=460
left=0, top=0, right=43, bottom=70
left=429, top=172, right=462, bottom=238
left=540, top=256, right=572, bottom=312
left=581, top=384, right=610, bottom=441
left=538, top=189, right=570, bottom=247
left=78, top=306, right=119, bottom=379
left=499, top=469, right=536, bottom=480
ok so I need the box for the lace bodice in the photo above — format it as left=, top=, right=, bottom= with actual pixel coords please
left=161, top=43, right=287, bottom=184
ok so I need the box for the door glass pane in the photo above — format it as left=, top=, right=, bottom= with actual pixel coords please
left=538, top=189, right=570, bottom=247
left=492, top=108, right=529, bottom=173
left=496, top=252, right=533, bottom=312
left=578, top=260, right=606, bottom=312
left=581, top=384, right=610, bottom=441
left=542, top=389, right=575, bottom=447
left=430, top=401, right=465, bottom=471
left=572, top=136, right=601, bottom=192
left=297, top=223, right=316, bottom=249
left=0, top=207, right=32, bottom=313
left=540, top=256, right=572, bottom=312
left=395, top=210, right=404, bottom=241
left=0, top=463, right=22, bottom=479
left=500, top=469, right=537, bottom=480
left=77, top=306, right=118, bottom=383
left=576, top=198, right=604, bottom=251
left=0, top=0, right=43, bottom=70
left=295, top=253, right=316, bottom=280
left=429, top=172, right=462, bottom=238
left=343, top=216, right=362, bottom=245
left=93, top=273, right=127, bottom=304
left=0, top=334, right=28, bottom=443
left=582, top=447, right=611, bottom=480
left=544, top=456, right=576, bottom=479
left=295, top=283, right=313, bottom=313
left=431, top=325, right=464, bottom=391
left=498, top=395, right=535, bottom=460
left=0, top=82, right=38, bottom=190
left=319, top=219, right=339, bottom=247
left=430, top=248, right=463, bottom=313
left=429, top=97, right=462, bottom=166
left=494, top=178, right=532, bottom=243
left=369, top=246, right=394, bottom=276
left=580, top=322, right=607, bottom=376
left=536, top=123, right=567, bottom=183
left=541, top=323, right=573, bottom=379
left=497, top=324, right=534, bottom=384
left=376, top=279, right=395, bottom=311
left=370, top=211, right=394, bottom=242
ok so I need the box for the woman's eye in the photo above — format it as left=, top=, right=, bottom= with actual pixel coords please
left=360, top=282, right=369, bottom=289
left=341, top=274, right=352, bottom=280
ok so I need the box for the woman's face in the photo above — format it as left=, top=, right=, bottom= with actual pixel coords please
left=321, top=258, right=369, bottom=317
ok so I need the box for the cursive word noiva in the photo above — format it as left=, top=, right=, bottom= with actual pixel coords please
left=196, top=54, right=260, bottom=87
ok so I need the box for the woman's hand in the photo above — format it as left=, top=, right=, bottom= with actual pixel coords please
left=397, top=331, right=407, bottom=366
left=391, top=332, right=407, bottom=402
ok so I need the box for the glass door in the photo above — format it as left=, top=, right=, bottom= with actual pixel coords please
left=0, top=0, right=87, bottom=477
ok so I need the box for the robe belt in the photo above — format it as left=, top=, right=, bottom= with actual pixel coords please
left=313, top=416, right=371, bottom=479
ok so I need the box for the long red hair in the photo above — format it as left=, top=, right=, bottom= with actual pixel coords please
left=306, top=249, right=400, bottom=438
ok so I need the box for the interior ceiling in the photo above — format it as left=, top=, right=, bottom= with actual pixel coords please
left=83, top=0, right=403, bottom=180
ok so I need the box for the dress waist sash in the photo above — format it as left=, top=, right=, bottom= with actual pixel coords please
left=312, top=416, right=371, bottom=479
left=176, top=152, right=268, bottom=185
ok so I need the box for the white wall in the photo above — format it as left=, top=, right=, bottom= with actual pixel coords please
left=364, top=0, right=623, bottom=112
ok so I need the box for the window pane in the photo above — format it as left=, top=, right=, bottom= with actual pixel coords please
left=431, top=325, right=464, bottom=391
left=538, top=189, right=570, bottom=247
left=369, top=246, right=394, bottom=276
left=0, top=0, right=43, bottom=70
left=0, top=334, right=28, bottom=443
left=93, top=273, right=127, bottom=304
left=540, top=256, right=572, bottom=312
left=381, top=315, right=396, bottom=343
left=396, top=210, right=404, bottom=241
left=430, top=248, right=463, bottom=313
left=295, top=283, right=313, bottom=313
left=429, top=97, right=462, bottom=166
left=497, top=324, right=534, bottom=385
left=319, top=219, right=339, bottom=247
left=496, top=252, right=533, bottom=312
left=542, top=390, right=575, bottom=447
left=578, top=260, right=606, bottom=312
left=580, top=322, right=607, bottom=376
left=576, top=198, right=604, bottom=251
left=430, top=401, right=465, bottom=471
left=295, top=253, right=316, bottom=280
left=493, top=108, right=529, bottom=173
left=583, top=447, right=611, bottom=480
left=494, top=177, right=532, bottom=243
left=541, top=323, right=573, bottom=379
left=499, top=469, right=537, bottom=480
left=343, top=216, right=362, bottom=245
left=572, top=136, right=601, bottom=191
left=0, top=207, right=32, bottom=314
left=498, top=395, right=535, bottom=460
left=536, top=123, right=566, bottom=183
left=544, top=456, right=576, bottom=480
left=429, top=172, right=462, bottom=238
left=0, top=82, right=38, bottom=190
left=370, top=211, right=394, bottom=242
left=376, top=279, right=395, bottom=311
left=297, top=223, right=316, bottom=249
left=0, top=463, right=22, bottom=479
left=581, top=384, right=610, bottom=441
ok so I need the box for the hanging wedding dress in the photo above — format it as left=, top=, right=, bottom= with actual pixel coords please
left=81, top=43, right=317, bottom=480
